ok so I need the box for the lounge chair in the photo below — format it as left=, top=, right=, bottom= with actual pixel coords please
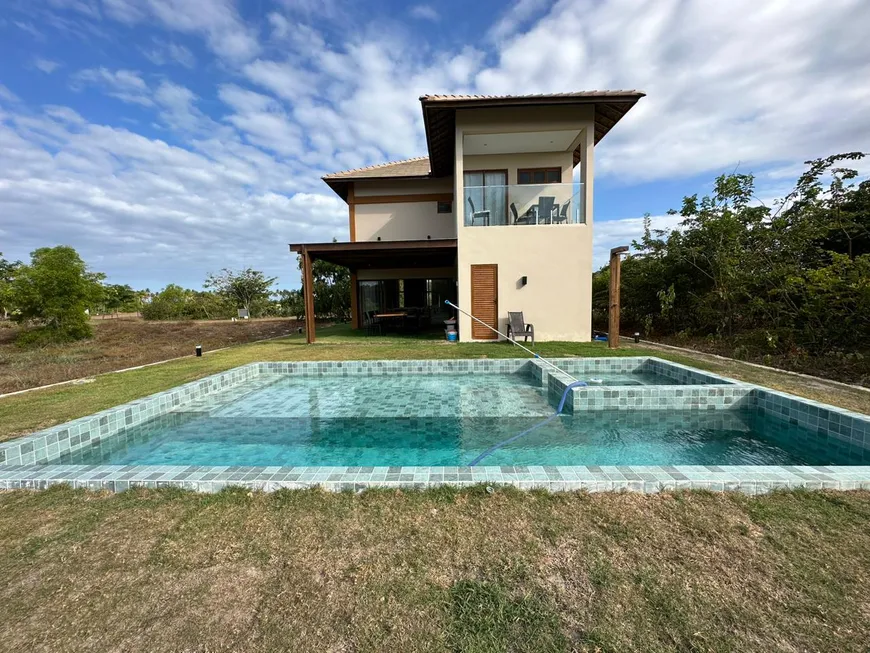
left=467, top=198, right=490, bottom=226
left=506, top=312, right=534, bottom=345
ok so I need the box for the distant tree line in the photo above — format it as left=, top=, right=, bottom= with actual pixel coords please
left=592, top=152, right=869, bottom=380
left=0, top=246, right=351, bottom=347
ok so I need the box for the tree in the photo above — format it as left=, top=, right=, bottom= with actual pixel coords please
left=140, top=285, right=234, bottom=320
left=295, top=240, right=351, bottom=321
left=97, top=284, right=139, bottom=316
left=0, top=253, right=21, bottom=319
left=274, top=289, right=304, bottom=318
left=204, top=268, right=277, bottom=317
left=11, top=246, right=103, bottom=344
left=593, top=152, right=870, bottom=372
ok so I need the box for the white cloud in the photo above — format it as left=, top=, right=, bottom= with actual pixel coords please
left=6, top=0, right=870, bottom=292
left=592, top=214, right=683, bottom=270
left=154, top=80, right=208, bottom=131
left=409, top=5, right=440, bottom=22
left=33, top=58, right=61, bottom=74
left=141, top=39, right=196, bottom=68
left=14, top=21, right=45, bottom=39
left=102, top=0, right=259, bottom=62
left=0, top=106, right=346, bottom=288
left=487, top=0, right=550, bottom=42
left=0, top=84, right=20, bottom=104
left=71, top=67, right=153, bottom=106
left=476, top=0, right=870, bottom=183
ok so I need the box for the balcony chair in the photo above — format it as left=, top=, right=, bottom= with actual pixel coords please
left=467, top=197, right=490, bottom=226
left=510, top=202, right=534, bottom=225
left=506, top=311, right=534, bottom=345
left=536, top=196, right=556, bottom=224
left=553, top=199, right=570, bottom=224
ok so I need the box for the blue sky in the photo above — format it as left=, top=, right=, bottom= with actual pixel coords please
left=1, top=0, right=869, bottom=291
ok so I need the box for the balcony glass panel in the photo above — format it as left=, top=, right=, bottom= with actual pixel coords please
left=463, top=183, right=584, bottom=226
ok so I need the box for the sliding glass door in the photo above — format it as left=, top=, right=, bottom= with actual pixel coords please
left=464, top=170, right=507, bottom=226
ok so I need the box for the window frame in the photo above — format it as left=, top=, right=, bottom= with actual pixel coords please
left=517, top=167, right=562, bottom=185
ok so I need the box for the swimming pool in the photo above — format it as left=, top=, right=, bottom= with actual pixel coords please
left=2, top=357, right=868, bottom=493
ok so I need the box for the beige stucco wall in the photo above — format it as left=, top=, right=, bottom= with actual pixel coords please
left=456, top=226, right=592, bottom=341
left=353, top=177, right=456, bottom=242
left=355, top=203, right=455, bottom=241
left=454, top=105, right=596, bottom=342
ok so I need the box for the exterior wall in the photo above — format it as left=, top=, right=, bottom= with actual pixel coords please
left=457, top=226, right=592, bottom=341
left=355, top=203, right=455, bottom=241
left=353, top=178, right=456, bottom=242
left=454, top=105, right=596, bottom=342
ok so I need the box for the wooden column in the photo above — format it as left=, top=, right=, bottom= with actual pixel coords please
left=347, top=184, right=356, bottom=242
left=608, top=245, right=629, bottom=349
left=301, top=247, right=316, bottom=344
left=350, top=270, right=360, bottom=329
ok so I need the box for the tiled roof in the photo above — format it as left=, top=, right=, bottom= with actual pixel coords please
left=322, top=156, right=430, bottom=180
left=419, top=90, right=644, bottom=102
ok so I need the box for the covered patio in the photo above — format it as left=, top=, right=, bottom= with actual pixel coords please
left=288, top=239, right=458, bottom=343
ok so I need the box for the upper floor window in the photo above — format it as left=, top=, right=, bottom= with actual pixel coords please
left=518, top=168, right=562, bottom=184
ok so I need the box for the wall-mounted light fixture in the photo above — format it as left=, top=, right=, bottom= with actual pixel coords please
left=520, top=276, right=528, bottom=287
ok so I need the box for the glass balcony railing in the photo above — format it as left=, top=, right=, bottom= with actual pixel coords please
left=463, top=183, right=584, bottom=226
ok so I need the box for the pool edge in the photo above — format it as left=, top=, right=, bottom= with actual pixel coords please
left=2, top=357, right=869, bottom=494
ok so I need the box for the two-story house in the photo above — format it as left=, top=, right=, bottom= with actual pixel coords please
left=290, top=91, right=644, bottom=343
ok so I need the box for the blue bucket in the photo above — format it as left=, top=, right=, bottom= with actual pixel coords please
left=446, top=331, right=458, bottom=342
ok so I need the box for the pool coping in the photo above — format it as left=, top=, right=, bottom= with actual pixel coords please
left=2, top=357, right=869, bottom=494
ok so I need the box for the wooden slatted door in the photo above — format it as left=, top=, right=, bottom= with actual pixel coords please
left=470, top=264, right=498, bottom=340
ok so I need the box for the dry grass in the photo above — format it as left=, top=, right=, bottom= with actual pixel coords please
left=1, top=486, right=868, bottom=652
left=0, top=317, right=300, bottom=394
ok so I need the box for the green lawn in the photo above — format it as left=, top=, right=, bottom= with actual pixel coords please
left=0, top=485, right=868, bottom=652
left=1, top=323, right=867, bottom=441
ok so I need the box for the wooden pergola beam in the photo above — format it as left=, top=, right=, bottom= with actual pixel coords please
left=608, top=245, right=629, bottom=349
left=301, top=246, right=316, bottom=344
left=350, top=270, right=360, bottom=329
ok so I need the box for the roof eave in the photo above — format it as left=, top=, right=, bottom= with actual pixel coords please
left=419, top=92, right=646, bottom=110
left=322, top=173, right=434, bottom=203
left=420, top=92, right=646, bottom=177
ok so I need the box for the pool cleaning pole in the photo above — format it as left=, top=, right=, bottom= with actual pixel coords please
left=444, top=300, right=580, bottom=383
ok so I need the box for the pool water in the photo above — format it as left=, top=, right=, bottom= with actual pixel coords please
left=55, top=373, right=856, bottom=468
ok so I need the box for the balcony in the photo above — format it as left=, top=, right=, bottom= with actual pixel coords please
left=462, top=183, right=584, bottom=226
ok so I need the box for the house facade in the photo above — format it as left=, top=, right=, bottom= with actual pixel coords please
left=290, top=91, right=644, bottom=343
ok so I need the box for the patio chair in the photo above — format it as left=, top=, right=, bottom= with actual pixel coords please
left=364, top=310, right=382, bottom=336
left=510, top=202, right=534, bottom=225
left=467, top=197, right=490, bottom=226
left=553, top=199, right=570, bottom=224
left=506, top=312, right=534, bottom=345
left=537, top=196, right=556, bottom=224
